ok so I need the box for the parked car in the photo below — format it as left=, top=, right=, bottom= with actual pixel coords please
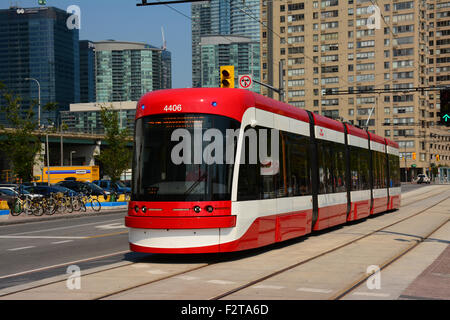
left=0, top=186, right=44, bottom=199
left=416, top=174, right=431, bottom=184
left=23, top=185, right=78, bottom=197
left=56, top=180, right=108, bottom=198
left=0, top=188, right=16, bottom=209
left=93, top=180, right=131, bottom=194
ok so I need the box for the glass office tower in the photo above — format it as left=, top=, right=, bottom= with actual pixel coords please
left=191, top=0, right=260, bottom=89
left=0, top=6, right=80, bottom=126
left=79, top=40, right=96, bottom=103
left=94, top=40, right=171, bottom=102
left=200, top=35, right=260, bottom=92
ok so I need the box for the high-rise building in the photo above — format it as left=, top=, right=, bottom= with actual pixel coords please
left=191, top=0, right=261, bottom=90
left=161, top=50, right=172, bottom=90
left=94, top=40, right=171, bottom=103
left=260, top=0, right=450, bottom=179
left=0, top=6, right=80, bottom=126
left=200, top=35, right=260, bottom=91
left=61, top=101, right=136, bottom=135
left=192, top=1, right=212, bottom=88
left=79, top=40, right=96, bottom=103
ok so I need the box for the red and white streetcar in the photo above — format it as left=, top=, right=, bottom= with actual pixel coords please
left=125, top=88, right=401, bottom=253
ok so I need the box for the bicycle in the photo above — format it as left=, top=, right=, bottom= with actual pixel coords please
left=10, top=193, right=33, bottom=216
left=81, top=192, right=101, bottom=212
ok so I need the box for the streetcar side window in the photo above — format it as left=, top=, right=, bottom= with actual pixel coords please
left=334, top=142, right=347, bottom=193
left=237, top=126, right=263, bottom=201
left=237, top=126, right=311, bottom=201
left=317, top=140, right=334, bottom=194
left=285, top=132, right=312, bottom=196
left=349, top=145, right=370, bottom=191
left=372, top=150, right=388, bottom=189
left=317, top=139, right=346, bottom=194
left=388, top=154, right=401, bottom=187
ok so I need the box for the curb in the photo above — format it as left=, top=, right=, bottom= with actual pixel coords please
left=0, top=204, right=129, bottom=226
left=0, top=200, right=10, bottom=221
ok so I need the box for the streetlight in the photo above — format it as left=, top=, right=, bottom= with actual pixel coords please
left=70, top=151, right=76, bottom=166
left=24, top=77, right=41, bottom=128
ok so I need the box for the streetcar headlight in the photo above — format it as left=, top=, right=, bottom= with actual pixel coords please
left=142, top=206, right=147, bottom=213
left=134, top=205, right=139, bottom=213
left=206, top=205, right=214, bottom=213
left=193, top=206, right=201, bottom=213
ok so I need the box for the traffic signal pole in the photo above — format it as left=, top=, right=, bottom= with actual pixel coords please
left=252, top=61, right=285, bottom=102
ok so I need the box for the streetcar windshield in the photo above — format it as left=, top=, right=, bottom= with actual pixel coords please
left=132, top=113, right=240, bottom=201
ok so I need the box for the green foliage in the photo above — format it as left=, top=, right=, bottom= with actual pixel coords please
left=0, top=82, right=42, bottom=182
left=94, top=104, right=132, bottom=183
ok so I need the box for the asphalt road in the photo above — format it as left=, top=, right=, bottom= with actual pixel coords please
left=0, top=211, right=149, bottom=290
left=400, top=182, right=436, bottom=193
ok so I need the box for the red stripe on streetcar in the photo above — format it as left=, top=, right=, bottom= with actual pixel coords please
left=125, top=215, right=236, bottom=229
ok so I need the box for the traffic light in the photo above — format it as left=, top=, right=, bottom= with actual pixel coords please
left=439, top=89, right=450, bottom=126
left=412, top=152, right=416, bottom=160
left=38, top=0, right=46, bottom=5
left=437, top=154, right=440, bottom=162
left=220, top=65, right=234, bottom=88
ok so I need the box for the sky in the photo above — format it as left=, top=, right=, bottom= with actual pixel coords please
left=1, top=0, right=193, bottom=88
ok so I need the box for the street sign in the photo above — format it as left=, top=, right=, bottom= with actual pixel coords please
left=239, top=75, right=253, bottom=89
left=411, top=164, right=416, bottom=168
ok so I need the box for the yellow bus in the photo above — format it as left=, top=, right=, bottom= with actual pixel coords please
left=36, top=166, right=100, bottom=184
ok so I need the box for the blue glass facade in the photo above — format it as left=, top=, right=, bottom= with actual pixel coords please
left=94, top=41, right=171, bottom=103
left=191, top=0, right=260, bottom=89
left=0, top=7, right=80, bottom=126
left=79, top=40, right=96, bottom=103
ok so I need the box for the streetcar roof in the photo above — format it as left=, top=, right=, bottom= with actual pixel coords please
left=136, top=88, right=310, bottom=123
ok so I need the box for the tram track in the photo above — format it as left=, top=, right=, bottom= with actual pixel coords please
left=98, top=187, right=448, bottom=300
left=331, top=217, right=449, bottom=300
left=0, top=186, right=447, bottom=300
left=208, top=192, right=449, bottom=300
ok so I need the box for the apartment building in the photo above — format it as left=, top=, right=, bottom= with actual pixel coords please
left=260, top=0, right=450, bottom=180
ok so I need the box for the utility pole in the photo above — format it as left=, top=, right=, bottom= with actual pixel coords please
left=253, top=60, right=285, bottom=102
left=46, top=133, right=50, bottom=186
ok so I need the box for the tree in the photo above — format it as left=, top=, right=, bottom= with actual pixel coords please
left=0, top=82, right=42, bottom=182
left=94, top=104, right=132, bottom=183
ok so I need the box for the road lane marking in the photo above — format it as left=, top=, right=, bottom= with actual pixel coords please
left=51, top=240, right=74, bottom=244
left=85, top=231, right=128, bottom=239
left=96, top=223, right=126, bottom=230
left=174, top=275, right=199, bottom=281
left=7, top=246, right=35, bottom=251
left=147, top=269, right=169, bottom=275
left=296, top=287, right=333, bottom=294
left=253, top=284, right=285, bottom=290
left=1, top=218, right=124, bottom=236
left=207, top=280, right=236, bottom=285
left=0, top=231, right=127, bottom=241
left=0, top=250, right=130, bottom=280
left=352, top=292, right=391, bottom=297
left=0, top=236, right=87, bottom=239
